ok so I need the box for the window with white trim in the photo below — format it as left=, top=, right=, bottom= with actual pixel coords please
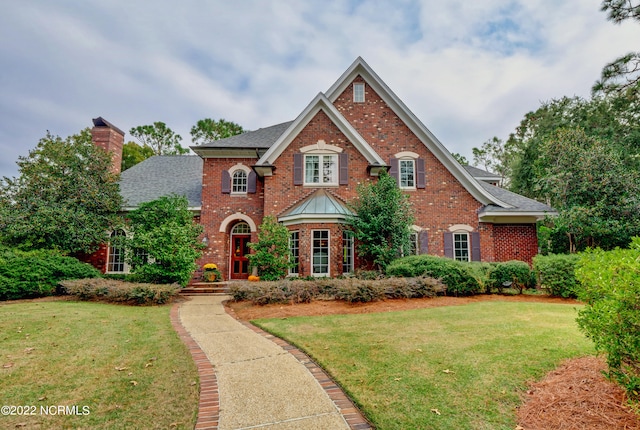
left=409, top=232, right=418, bottom=255
left=399, top=159, right=415, bottom=189
left=312, top=230, right=330, bottom=276
left=232, top=170, right=247, bottom=193
left=304, top=154, right=338, bottom=185
left=289, top=231, right=300, bottom=276
left=107, top=229, right=126, bottom=273
left=342, top=230, right=354, bottom=274
left=353, top=83, right=365, bottom=102
left=454, top=232, right=470, bottom=262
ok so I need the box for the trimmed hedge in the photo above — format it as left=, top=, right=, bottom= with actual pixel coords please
left=60, top=278, right=180, bottom=305
left=0, top=247, right=101, bottom=300
left=533, top=253, right=580, bottom=298
left=488, top=260, right=535, bottom=294
left=386, top=255, right=481, bottom=295
left=229, top=277, right=445, bottom=305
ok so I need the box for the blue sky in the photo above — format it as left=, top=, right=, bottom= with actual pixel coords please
left=1, top=1, right=639, bottom=179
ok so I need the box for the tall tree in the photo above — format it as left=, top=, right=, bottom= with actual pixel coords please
left=472, top=136, right=516, bottom=186
left=593, top=0, right=640, bottom=97
left=190, top=118, right=244, bottom=145
left=0, top=129, right=122, bottom=253
left=129, top=122, right=188, bottom=155
left=121, top=141, right=154, bottom=171
left=347, top=172, right=414, bottom=270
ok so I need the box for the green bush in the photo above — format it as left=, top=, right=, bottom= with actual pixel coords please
left=228, top=277, right=445, bottom=305
left=60, top=278, right=180, bottom=305
left=0, top=247, right=101, bottom=300
left=533, top=253, right=580, bottom=298
left=575, top=238, right=640, bottom=401
left=386, top=255, right=481, bottom=296
left=488, top=260, right=535, bottom=294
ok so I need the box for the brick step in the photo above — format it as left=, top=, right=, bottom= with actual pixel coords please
left=181, top=282, right=230, bottom=295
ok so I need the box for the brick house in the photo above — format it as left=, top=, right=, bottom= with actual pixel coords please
left=94, top=57, right=555, bottom=280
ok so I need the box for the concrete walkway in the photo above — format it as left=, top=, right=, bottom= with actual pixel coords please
left=175, top=295, right=370, bottom=430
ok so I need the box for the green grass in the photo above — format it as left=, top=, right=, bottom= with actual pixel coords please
left=0, top=300, right=198, bottom=429
left=254, top=301, right=594, bottom=430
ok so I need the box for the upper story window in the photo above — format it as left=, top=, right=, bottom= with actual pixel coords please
left=353, top=83, right=365, bottom=103
left=305, top=154, right=338, bottom=185
left=232, top=170, right=247, bottom=193
left=399, top=159, right=415, bottom=189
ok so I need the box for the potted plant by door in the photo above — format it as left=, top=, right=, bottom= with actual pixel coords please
left=202, top=263, right=222, bottom=282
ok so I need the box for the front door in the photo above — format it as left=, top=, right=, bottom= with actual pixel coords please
left=230, top=235, right=250, bottom=279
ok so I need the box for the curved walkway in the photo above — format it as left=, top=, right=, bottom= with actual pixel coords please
left=171, top=295, right=372, bottom=430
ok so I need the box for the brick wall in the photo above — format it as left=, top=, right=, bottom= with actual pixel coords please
left=493, top=224, right=539, bottom=265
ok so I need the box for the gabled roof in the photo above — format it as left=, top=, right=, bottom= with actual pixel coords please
left=279, top=189, right=353, bottom=225
left=463, top=165, right=502, bottom=181
left=193, top=121, right=292, bottom=150
left=476, top=181, right=556, bottom=221
left=256, top=93, right=385, bottom=167
left=324, top=57, right=513, bottom=208
left=119, top=155, right=202, bottom=210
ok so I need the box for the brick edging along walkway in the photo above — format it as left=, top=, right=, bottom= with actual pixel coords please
left=170, top=303, right=220, bottom=430
left=224, top=302, right=374, bottom=430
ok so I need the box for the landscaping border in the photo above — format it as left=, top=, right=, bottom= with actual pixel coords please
left=170, top=303, right=219, bottom=430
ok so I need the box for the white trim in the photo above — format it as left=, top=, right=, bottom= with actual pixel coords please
left=304, top=154, right=338, bottom=186
left=399, top=159, right=416, bottom=190
left=300, top=140, right=343, bottom=154
left=448, top=224, right=474, bottom=233
left=256, top=93, right=385, bottom=167
left=311, top=229, right=330, bottom=277
left=324, top=57, right=513, bottom=208
left=229, top=163, right=251, bottom=174
left=394, top=151, right=419, bottom=159
left=288, top=230, right=300, bottom=276
left=219, top=213, right=257, bottom=233
left=453, top=232, right=471, bottom=262
left=353, top=82, right=365, bottom=102
left=106, top=229, right=129, bottom=274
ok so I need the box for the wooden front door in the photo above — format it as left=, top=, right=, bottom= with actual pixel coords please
left=230, top=235, right=250, bottom=279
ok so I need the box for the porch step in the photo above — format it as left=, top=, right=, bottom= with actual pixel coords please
left=181, top=282, right=231, bottom=296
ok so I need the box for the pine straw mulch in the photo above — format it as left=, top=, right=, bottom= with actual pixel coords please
left=227, top=295, right=639, bottom=429
left=517, top=356, right=639, bottom=430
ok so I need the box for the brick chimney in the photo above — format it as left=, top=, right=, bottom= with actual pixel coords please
left=91, top=117, right=125, bottom=174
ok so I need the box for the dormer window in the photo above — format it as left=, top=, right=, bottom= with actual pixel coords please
left=353, top=83, right=365, bottom=103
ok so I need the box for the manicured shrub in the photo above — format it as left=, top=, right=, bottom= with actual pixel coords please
left=488, top=260, right=535, bottom=294
left=533, top=253, right=580, bottom=298
left=228, top=277, right=445, bottom=305
left=386, top=255, right=481, bottom=296
left=60, top=278, right=180, bottom=305
left=575, top=238, right=640, bottom=401
left=0, top=247, right=101, bottom=300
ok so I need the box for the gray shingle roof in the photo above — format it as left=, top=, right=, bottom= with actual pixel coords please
left=476, top=180, right=556, bottom=214
left=463, top=165, right=500, bottom=178
left=119, top=156, right=202, bottom=209
left=192, top=121, right=293, bottom=149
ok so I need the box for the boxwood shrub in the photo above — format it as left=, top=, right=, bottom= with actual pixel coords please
left=0, top=246, right=101, bottom=300
left=386, top=255, right=481, bottom=295
left=533, top=253, right=580, bottom=298
left=60, top=278, right=180, bottom=305
left=488, top=260, right=536, bottom=294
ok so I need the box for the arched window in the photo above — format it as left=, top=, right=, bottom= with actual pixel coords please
left=107, top=229, right=126, bottom=273
left=232, top=170, right=248, bottom=193
left=231, top=222, right=251, bottom=235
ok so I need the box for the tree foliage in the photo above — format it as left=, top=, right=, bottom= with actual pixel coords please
left=121, top=141, right=154, bottom=171
left=123, top=195, right=203, bottom=286
left=129, top=122, right=188, bottom=156
left=347, top=172, right=414, bottom=270
left=190, top=118, right=244, bottom=145
left=594, top=1, right=640, bottom=97
left=472, top=137, right=515, bottom=186
left=451, top=152, right=469, bottom=165
left=0, top=129, right=122, bottom=254
left=246, top=216, right=292, bottom=281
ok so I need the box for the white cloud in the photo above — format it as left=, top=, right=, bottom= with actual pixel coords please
left=1, top=0, right=640, bottom=177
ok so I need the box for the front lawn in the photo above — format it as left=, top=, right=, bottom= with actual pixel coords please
left=0, top=300, right=198, bottom=429
left=254, top=301, right=594, bottom=429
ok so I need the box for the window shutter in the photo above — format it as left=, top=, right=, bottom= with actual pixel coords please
left=293, top=153, right=303, bottom=185
left=419, top=230, right=429, bottom=255
left=221, top=170, right=231, bottom=194
left=339, top=153, right=349, bottom=185
left=443, top=232, right=453, bottom=258
left=471, top=232, right=481, bottom=261
left=416, top=158, right=426, bottom=189
left=389, top=157, right=399, bottom=184
left=247, top=171, right=257, bottom=193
